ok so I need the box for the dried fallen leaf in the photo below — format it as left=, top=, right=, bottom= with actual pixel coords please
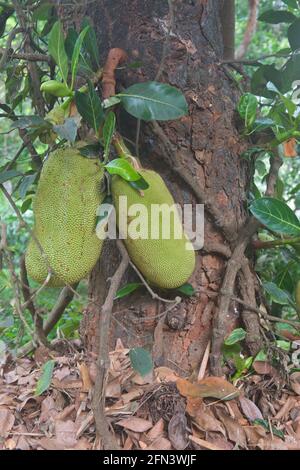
left=146, top=437, right=172, bottom=450
left=116, top=417, right=153, bottom=432
left=290, top=372, right=300, bottom=396
left=274, top=396, right=297, bottom=420
left=252, top=361, right=278, bottom=376
left=147, top=418, right=165, bottom=441
left=243, top=425, right=266, bottom=448
left=155, top=366, right=178, bottom=383
left=215, top=408, right=247, bottom=448
left=176, top=377, right=239, bottom=400
left=257, top=436, right=288, bottom=450
left=239, top=396, right=263, bottom=422
left=54, top=419, right=77, bottom=448
left=0, top=408, right=14, bottom=438
left=77, top=362, right=92, bottom=392
left=189, top=434, right=224, bottom=450
left=186, top=397, right=225, bottom=435
left=168, top=412, right=188, bottom=450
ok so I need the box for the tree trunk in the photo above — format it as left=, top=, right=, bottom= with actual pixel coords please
left=81, top=0, right=252, bottom=374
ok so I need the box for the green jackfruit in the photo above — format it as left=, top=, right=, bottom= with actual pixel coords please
left=112, top=169, right=195, bottom=289
left=26, top=147, right=105, bottom=287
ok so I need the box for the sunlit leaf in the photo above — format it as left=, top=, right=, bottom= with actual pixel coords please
left=105, top=158, right=141, bottom=181
left=48, top=21, right=69, bottom=84
left=224, top=328, right=247, bottom=346
left=71, top=26, right=90, bottom=89
left=250, top=197, right=300, bottom=235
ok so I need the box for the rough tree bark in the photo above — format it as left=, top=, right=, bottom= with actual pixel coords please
left=81, top=0, right=254, bottom=375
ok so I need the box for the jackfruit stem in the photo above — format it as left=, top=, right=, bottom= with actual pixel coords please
left=112, top=132, right=141, bottom=170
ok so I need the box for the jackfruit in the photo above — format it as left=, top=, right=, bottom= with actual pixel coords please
left=111, top=169, right=195, bottom=289
left=25, top=147, right=105, bottom=287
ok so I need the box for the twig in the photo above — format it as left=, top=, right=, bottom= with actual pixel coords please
left=19, top=255, right=48, bottom=346
left=210, top=149, right=282, bottom=375
left=198, top=340, right=211, bottom=381
left=0, top=27, right=22, bottom=71
left=16, top=284, right=78, bottom=357
left=0, top=48, right=51, bottom=63
left=129, top=259, right=179, bottom=304
left=0, top=224, right=36, bottom=343
left=91, top=240, right=129, bottom=450
left=235, top=0, right=259, bottom=60
left=252, top=237, right=300, bottom=250
left=13, top=0, right=45, bottom=116
left=238, top=261, right=263, bottom=354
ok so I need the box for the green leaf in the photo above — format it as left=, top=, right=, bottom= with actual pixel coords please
left=250, top=197, right=300, bottom=236
left=79, top=143, right=101, bottom=158
left=253, top=419, right=284, bottom=439
left=48, top=21, right=69, bottom=84
left=0, top=170, right=22, bottom=184
left=75, top=81, right=104, bottom=133
left=103, top=96, right=121, bottom=108
left=282, top=0, right=299, bottom=8
left=21, top=198, right=32, bottom=213
left=118, top=81, right=188, bottom=121
left=53, top=117, right=78, bottom=143
left=71, top=25, right=90, bottom=89
left=259, top=9, right=296, bottom=23
left=224, top=328, right=247, bottom=346
left=253, top=118, right=276, bottom=132
left=115, top=283, right=143, bottom=299
left=222, top=343, right=241, bottom=360
left=105, top=158, right=141, bottom=181
left=129, top=347, right=153, bottom=377
left=32, top=2, right=54, bottom=21
left=40, top=80, right=72, bottom=97
left=10, top=116, right=49, bottom=130
left=176, top=283, right=195, bottom=297
left=35, top=360, right=55, bottom=396
left=102, top=111, right=116, bottom=160
left=288, top=19, right=300, bottom=50
left=81, top=18, right=100, bottom=68
left=128, top=177, right=149, bottom=191
left=276, top=340, right=291, bottom=351
left=263, top=281, right=293, bottom=305
left=238, top=93, right=258, bottom=129
left=275, top=322, right=299, bottom=336
left=19, top=174, right=36, bottom=199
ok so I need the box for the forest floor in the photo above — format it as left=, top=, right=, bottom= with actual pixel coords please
left=1, top=339, right=300, bottom=451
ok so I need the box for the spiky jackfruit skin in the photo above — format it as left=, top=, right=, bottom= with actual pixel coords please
left=112, top=169, right=195, bottom=289
left=25, top=148, right=105, bottom=287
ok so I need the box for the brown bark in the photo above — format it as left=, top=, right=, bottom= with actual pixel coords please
left=82, top=0, right=252, bottom=374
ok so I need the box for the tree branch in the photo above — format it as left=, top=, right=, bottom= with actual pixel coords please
left=235, top=0, right=259, bottom=60
left=91, top=240, right=129, bottom=450
left=210, top=150, right=282, bottom=375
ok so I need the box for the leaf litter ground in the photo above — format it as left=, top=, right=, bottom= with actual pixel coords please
left=1, top=338, right=300, bottom=450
